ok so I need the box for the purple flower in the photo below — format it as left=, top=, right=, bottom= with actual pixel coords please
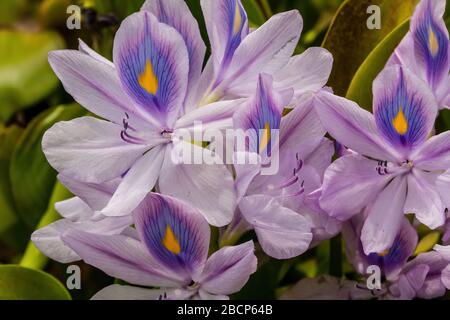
left=62, top=193, right=257, bottom=300
left=223, top=74, right=340, bottom=259
left=316, top=65, right=450, bottom=254
left=343, top=215, right=450, bottom=300
left=388, top=245, right=450, bottom=299
left=343, top=215, right=418, bottom=282
left=388, top=0, right=449, bottom=109
left=43, top=2, right=243, bottom=227
left=31, top=175, right=131, bottom=263
left=197, top=0, right=333, bottom=104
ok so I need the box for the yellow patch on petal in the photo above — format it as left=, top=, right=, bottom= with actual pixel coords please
left=428, top=27, right=439, bottom=56
left=392, top=107, right=408, bottom=135
left=378, top=249, right=390, bottom=257
left=138, top=60, right=158, bottom=95
left=162, top=225, right=181, bottom=255
left=233, top=3, right=242, bottom=35
left=259, top=122, right=271, bottom=153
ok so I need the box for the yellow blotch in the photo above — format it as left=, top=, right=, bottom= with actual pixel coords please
left=378, top=249, right=390, bottom=257
left=392, top=107, right=408, bottom=135
left=259, top=122, right=271, bottom=153
left=233, top=3, right=242, bottom=34
left=138, top=60, right=158, bottom=95
left=162, top=225, right=181, bottom=255
left=428, top=27, right=439, bottom=56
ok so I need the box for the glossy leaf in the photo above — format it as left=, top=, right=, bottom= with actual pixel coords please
left=0, top=31, right=65, bottom=123
left=346, top=20, right=410, bottom=110
left=9, top=104, right=86, bottom=228
left=322, top=0, right=417, bottom=96
left=0, top=265, right=71, bottom=300
left=0, top=125, right=28, bottom=250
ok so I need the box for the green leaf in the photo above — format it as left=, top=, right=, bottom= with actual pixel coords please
left=20, top=182, right=72, bottom=270
left=9, top=104, right=86, bottom=228
left=322, top=0, right=417, bottom=96
left=0, top=265, right=71, bottom=300
left=0, top=0, right=27, bottom=24
left=346, top=20, right=410, bottom=110
left=0, top=125, right=29, bottom=250
left=242, top=0, right=268, bottom=26
left=414, top=232, right=441, bottom=256
left=0, top=31, right=65, bottom=123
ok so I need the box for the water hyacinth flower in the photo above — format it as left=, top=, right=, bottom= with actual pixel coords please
left=197, top=0, right=333, bottom=105
left=43, top=2, right=243, bottom=227
left=388, top=247, right=450, bottom=299
left=388, top=0, right=449, bottom=109
left=343, top=215, right=418, bottom=283
left=31, top=175, right=131, bottom=263
left=316, top=65, right=450, bottom=255
left=344, top=215, right=450, bottom=299
left=224, top=74, right=340, bottom=259
left=62, top=193, right=257, bottom=300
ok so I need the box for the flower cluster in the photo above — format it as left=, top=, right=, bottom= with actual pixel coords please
left=32, top=0, right=450, bottom=300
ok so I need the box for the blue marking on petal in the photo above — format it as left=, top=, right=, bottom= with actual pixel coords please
left=375, top=71, right=429, bottom=150
left=241, top=75, right=281, bottom=157
left=413, top=1, right=449, bottom=87
left=222, top=0, right=248, bottom=67
left=137, top=195, right=206, bottom=272
left=116, top=12, right=185, bottom=121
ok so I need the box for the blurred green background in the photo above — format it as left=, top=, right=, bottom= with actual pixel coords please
left=0, top=0, right=449, bottom=299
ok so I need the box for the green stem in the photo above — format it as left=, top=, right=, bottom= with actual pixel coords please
left=256, top=0, right=273, bottom=19
left=329, top=235, right=343, bottom=277
left=19, top=182, right=71, bottom=270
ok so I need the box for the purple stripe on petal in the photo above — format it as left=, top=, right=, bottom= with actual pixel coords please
left=113, top=12, right=189, bottom=127
left=201, top=0, right=249, bottom=74
left=366, top=219, right=418, bottom=281
left=411, top=0, right=449, bottom=88
left=373, top=66, right=437, bottom=155
left=141, top=0, right=206, bottom=96
left=133, top=193, right=210, bottom=275
left=233, top=74, right=283, bottom=157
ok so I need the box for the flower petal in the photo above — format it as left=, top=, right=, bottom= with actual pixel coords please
left=91, top=285, right=193, bottom=300
left=54, top=197, right=93, bottom=221
left=279, top=95, right=327, bottom=161
left=200, top=0, right=248, bottom=72
left=113, top=11, right=189, bottom=127
left=361, top=176, right=407, bottom=255
left=404, top=170, right=445, bottom=229
left=31, top=219, right=81, bottom=263
left=78, top=39, right=114, bottom=67
left=314, top=91, right=398, bottom=161
left=239, top=195, right=312, bottom=259
left=410, top=0, right=449, bottom=88
left=365, top=219, right=418, bottom=281
left=133, top=193, right=210, bottom=275
left=57, top=175, right=120, bottom=211
left=174, top=98, right=246, bottom=131
left=196, top=241, right=257, bottom=295
left=141, top=0, right=205, bottom=95
left=222, top=10, right=302, bottom=96
left=320, top=154, right=392, bottom=221
left=233, top=74, right=283, bottom=157
left=62, top=228, right=187, bottom=287
left=411, top=131, right=450, bottom=171
left=373, top=66, right=437, bottom=155
left=273, top=47, right=333, bottom=98
left=48, top=50, right=153, bottom=126
left=159, top=143, right=236, bottom=227
left=42, top=117, right=149, bottom=183
left=101, top=145, right=165, bottom=217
